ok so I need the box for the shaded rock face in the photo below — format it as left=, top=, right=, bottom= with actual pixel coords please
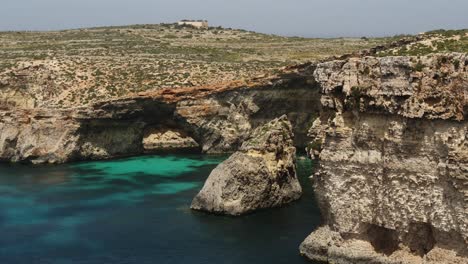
left=0, top=99, right=175, bottom=164
left=77, top=120, right=145, bottom=160
left=190, top=116, right=302, bottom=215
left=301, top=53, right=468, bottom=264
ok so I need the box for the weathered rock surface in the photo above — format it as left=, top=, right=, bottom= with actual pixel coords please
left=142, top=128, right=199, bottom=151
left=175, top=66, right=320, bottom=153
left=301, top=53, right=468, bottom=264
left=313, top=53, right=467, bottom=121
left=0, top=110, right=80, bottom=164
left=190, top=115, right=302, bottom=215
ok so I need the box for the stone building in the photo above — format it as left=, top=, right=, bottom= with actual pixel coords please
left=177, top=20, right=209, bottom=29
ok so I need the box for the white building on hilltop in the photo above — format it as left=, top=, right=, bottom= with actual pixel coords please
left=177, top=20, right=208, bottom=29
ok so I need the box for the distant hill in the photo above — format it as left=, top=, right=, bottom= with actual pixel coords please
left=377, top=29, right=468, bottom=56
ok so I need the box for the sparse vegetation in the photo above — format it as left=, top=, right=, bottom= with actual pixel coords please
left=413, top=61, right=425, bottom=72
left=307, top=140, right=322, bottom=152
left=349, top=86, right=369, bottom=109
left=1, top=24, right=465, bottom=109
left=377, top=29, right=468, bottom=57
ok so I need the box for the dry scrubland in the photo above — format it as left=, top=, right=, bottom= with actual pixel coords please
left=0, top=24, right=390, bottom=108
left=0, top=24, right=466, bottom=109
left=377, top=29, right=468, bottom=56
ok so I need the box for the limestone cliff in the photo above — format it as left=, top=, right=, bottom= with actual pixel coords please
left=191, top=115, right=302, bottom=215
left=0, top=110, right=80, bottom=164
left=0, top=67, right=320, bottom=164
left=301, top=53, right=468, bottom=264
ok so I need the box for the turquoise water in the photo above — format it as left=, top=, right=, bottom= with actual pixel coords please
left=0, top=154, right=321, bottom=264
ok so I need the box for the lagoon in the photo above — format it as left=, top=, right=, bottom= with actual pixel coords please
left=0, top=154, right=320, bottom=264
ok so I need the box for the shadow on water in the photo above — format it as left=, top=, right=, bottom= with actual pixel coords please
left=0, top=154, right=321, bottom=264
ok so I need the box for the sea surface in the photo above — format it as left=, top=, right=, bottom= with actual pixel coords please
left=0, top=154, right=321, bottom=264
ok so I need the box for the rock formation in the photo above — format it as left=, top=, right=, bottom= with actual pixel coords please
left=174, top=65, right=320, bottom=153
left=142, top=128, right=199, bottom=152
left=301, top=53, right=468, bottom=264
left=190, top=115, right=302, bottom=215
left=0, top=110, right=80, bottom=164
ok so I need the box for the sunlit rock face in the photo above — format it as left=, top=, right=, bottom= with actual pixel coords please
left=301, top=53, right=468, bottom=264
left=142, top=128, right=199, bottom=152
left=0, top=109, right=80, bottom=164
left=191, top=115, right=302, bottom=215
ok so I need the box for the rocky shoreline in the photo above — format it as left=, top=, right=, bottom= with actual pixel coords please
left=0, top=52, right=466, bottom=263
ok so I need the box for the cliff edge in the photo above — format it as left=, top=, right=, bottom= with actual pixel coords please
left=301, top=53, right=468, bottom=264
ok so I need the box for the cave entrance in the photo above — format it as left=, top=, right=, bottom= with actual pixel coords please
left=405, top=222, right=436, bottom=256
left=364, top=224, right=400, bottom=255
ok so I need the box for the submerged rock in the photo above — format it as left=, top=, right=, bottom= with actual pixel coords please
left=190, top=115, right=302, bottom=215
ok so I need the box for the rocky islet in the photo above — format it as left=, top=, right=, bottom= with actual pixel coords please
left=190, top=115, right=302, bottom=215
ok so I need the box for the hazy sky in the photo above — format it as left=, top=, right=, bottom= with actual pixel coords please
left=1, top=0, right=467, bottom=37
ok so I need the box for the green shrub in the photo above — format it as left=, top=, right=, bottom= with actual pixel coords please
left=163, top=34, right=177, bottom=39
left=349, top=86, right=369, bottom=109
left=413, top=61, right=425, bottom=72
left=307, top=140, right=322, bottom=152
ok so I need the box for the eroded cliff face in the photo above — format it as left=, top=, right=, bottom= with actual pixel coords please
left=176, top=72, right=320, bottom=153
left=0, top=66, right=321, bottom=164
left=0, top=99, right=172, bottom=163
left=0, top=110, right=80, bottom=163
left=301, top=53, right=468, bottom=263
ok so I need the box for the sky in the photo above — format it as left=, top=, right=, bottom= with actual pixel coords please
left=1, top=0, right=467, bottom=37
